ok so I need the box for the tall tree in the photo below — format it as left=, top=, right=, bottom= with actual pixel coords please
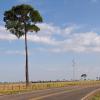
left=4, top=4, right=43, bottom=87
left=81, top=74, right=87, bottom=80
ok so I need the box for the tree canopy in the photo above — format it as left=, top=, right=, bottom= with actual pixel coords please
left=4, top=4, right=43, bottom=38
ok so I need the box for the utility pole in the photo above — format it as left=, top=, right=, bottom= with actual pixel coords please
left=72, top=57, right=76, bottom=81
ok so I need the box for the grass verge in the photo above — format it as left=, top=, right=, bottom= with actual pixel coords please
left=89, top=92, right=100, bottom=100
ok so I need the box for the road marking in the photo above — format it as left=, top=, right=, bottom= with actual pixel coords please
left=30, top=88, right=81, bottom=100
left=81, top=88, right=100, bottom=100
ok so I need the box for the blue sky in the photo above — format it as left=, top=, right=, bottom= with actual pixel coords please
left=0, top=0, right=100, bottom=82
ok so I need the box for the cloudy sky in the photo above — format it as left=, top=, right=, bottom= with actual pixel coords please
left=0, top=0, right=100, bottom=82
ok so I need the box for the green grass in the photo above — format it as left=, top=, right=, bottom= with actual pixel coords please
left=89, top=92, right=100, bottom=100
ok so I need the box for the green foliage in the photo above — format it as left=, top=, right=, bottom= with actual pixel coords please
left=4, top=4, right=43, bottom=38
left=81, top=74, right=87, bottom=78
left=90, top=93, right=100, bottom=100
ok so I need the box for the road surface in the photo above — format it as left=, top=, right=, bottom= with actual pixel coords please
left=0, top=85, right=100, bottom=100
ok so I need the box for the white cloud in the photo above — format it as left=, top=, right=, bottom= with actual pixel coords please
left=5, top=50, right=25, bottom=55
left=37, top=23, right=61, bottom=36
left=27, top=34, right=56, bottom=45
left=0, top=26, right=17, bottom=40
left=1, top=23, right=100, bottom=53
left=90, top=0, right=98, bottom=3
left=62, top=25, right=78, bottom=36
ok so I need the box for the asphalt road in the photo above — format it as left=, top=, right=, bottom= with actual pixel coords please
left=0, top=85, right=100, bottom=100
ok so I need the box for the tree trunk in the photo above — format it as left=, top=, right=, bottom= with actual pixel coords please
left=25, top=31, right=29, bottom=87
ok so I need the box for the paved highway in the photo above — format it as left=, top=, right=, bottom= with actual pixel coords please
left=0, top=85, right=100, bottom=100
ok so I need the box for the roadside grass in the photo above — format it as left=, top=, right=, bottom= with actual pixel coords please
left=0, top=80, right=100, bottom=95
left=0, top=90, right=26, bottom=95
left=89, top=92, right=100, bottom=100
